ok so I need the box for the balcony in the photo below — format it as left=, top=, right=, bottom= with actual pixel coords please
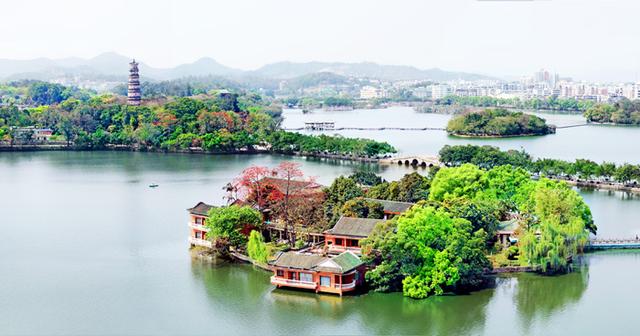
left=189, top=222, right=209, bottom=232
left=270, top=276, right=317, bottom=290
left=335, top=280, right=357, bottom=290
left=189, top=236, right=212, bottom=248
left=327, top=245, right=362, bottom=255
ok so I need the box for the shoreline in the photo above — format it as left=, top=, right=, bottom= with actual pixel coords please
left=447, top=132, right=551, bottom=139
left=3, top=145, right=639, bottom=194
left=0, top=143, right=384, bottom=163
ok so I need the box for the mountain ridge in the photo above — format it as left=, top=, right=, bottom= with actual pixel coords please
left=0, top=52, right=495, bottom=83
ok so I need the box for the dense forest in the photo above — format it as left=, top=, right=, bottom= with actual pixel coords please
left=0, top=81, right=395, bottom=157
left=446, top=108, right=555, bottom=137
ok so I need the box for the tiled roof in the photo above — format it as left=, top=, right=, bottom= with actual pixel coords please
left=363, top=198, right=415, bottom=214
left=187, top=202, right=216, bottom=216
left=269, top=252, right=326, bottom=270
left=331, top=251, right=363, bottom=272
left=260, top=177, right=323, bottom=195
left=325, top=217, right=384, bottom=238
left=269, top=251, right=363, bottom=274
left=497, top=219, right=519, bottom=233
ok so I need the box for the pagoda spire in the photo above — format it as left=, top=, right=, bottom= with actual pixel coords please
left=127, top=59, right=141, bottom=106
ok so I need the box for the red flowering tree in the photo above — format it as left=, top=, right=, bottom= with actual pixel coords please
left=233, top=165, right=274, bottom=211
left=274, top=162, right=306, bottom=247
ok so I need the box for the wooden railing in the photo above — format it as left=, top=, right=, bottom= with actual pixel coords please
left=188, top=222, right=209, bottom=232
left=328, top=246, right=362, bottom=254
left=334, top=280, right=356, bottom=289
left=270, top=276, right=317, bottom=289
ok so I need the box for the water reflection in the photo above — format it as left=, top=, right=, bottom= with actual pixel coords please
left=191, top=258, right=495, bottom=335
left=514, top=265, right=589, bottom=333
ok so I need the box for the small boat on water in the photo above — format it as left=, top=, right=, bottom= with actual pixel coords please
left=149, top=183, right=159, bottom=188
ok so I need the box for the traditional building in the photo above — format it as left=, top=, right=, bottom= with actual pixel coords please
left=496, top=218, right=518, bottom=247
left=324, top=217, right=385, bottom=255
left=363, top=198, right=414, bottom=219
left=269, top=251, right=366, bottom=296
left=259, top=177, right=324, bottom=196
left=127, top=59, right=141, bottom=106
left=10, top=127, right=53, bottom=142
left=187, top=202, right=216, bottom=248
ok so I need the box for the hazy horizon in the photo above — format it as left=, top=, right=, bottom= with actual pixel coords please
left=3, top=0, right=640, bottom=81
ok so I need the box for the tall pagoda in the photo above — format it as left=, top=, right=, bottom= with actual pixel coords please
left=127, top=59, right=141, bottom=106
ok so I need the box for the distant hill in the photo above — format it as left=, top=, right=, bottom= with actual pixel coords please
left=0, top=52, right=242, bottom=82
left=0, top=52, right=494, bottom=84
left=252, top=61, right=493, bottom=81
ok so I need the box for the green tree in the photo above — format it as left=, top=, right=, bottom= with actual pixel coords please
left=349, top=170, right=383, bottom=186
left=517, top=179, right=594, bottom=273
left=363, top=205, right=490, bottom=299
left=323, top=176, right=364, bottom=224
left=429, top=164, right=485, bottom=202
left=247, top=230, right=268, bottom=264
left=341, top=198, right=384, bottom=219
left=205, top=206, right=263, bottom=248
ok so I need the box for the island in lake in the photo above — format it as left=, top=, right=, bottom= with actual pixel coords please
left=446, top=108, right=556, bottom=137
left=189, top=160, right=595, bottom=299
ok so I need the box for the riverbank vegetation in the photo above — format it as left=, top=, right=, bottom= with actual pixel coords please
left=363, top=163, right=593, bottom=298
left=0, top=81, right=395, bottom=157
left=439, top=144, right=640, bottom=184
left=446, top=109, right=555, bottom=137
left=584, top=98, right=640, bottom=125
left=436, top=95, right=596, bottom=112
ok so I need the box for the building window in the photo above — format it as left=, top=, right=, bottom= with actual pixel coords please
left=320, top=276, right=331, bottom=287
left=300, top=273, right=313, bottom=283
left=195, top=231, right=201, bottom=239
left=348, top=239, right=359, bottom=247
left=335, top=238, right=343, bottom=246
left=276, top=269, right=284, bottom=277
left=289, top=272, right=297, bottom=280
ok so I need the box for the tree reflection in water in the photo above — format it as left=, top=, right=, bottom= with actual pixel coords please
left=514, top=261, right=589, bottom=332
left=192, top=258, right=497, bottom=335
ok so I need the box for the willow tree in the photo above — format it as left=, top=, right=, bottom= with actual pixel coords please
left=517, top=179, right=593, bottom=273
left=247, top=230, right=268, bottom=264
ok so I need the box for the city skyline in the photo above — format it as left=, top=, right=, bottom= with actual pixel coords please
left=2, top=0, right=640, bottom=82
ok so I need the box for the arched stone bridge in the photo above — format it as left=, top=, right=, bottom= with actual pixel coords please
left=380, top=155, right=441, bottom=168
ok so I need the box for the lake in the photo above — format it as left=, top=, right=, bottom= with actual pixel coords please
left=1, top=151, right=640, bottom=335
left=3, top=106, right=640, bottom=335
left=282, top=107, right=640, bottom=164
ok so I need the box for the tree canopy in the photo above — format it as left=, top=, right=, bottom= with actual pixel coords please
left=446, top=109, right=555, bottom=137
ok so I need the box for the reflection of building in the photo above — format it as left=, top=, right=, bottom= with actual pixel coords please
left=127, top=59, right=141, bottom=106
left=187, top=202, right=215, bottom=247
left=324, top=217, right=384, bottom=255
left=269, top=251, right=366, bottom=296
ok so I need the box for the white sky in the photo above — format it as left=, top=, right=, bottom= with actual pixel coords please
left=2, top=0, right=639, bottom=81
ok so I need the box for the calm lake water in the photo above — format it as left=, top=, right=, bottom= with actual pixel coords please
left=3, top=107, right=640, bottom=335
left=282, top=107, right=640, bottom=164
left=1, top=151, right=640, bottom=335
